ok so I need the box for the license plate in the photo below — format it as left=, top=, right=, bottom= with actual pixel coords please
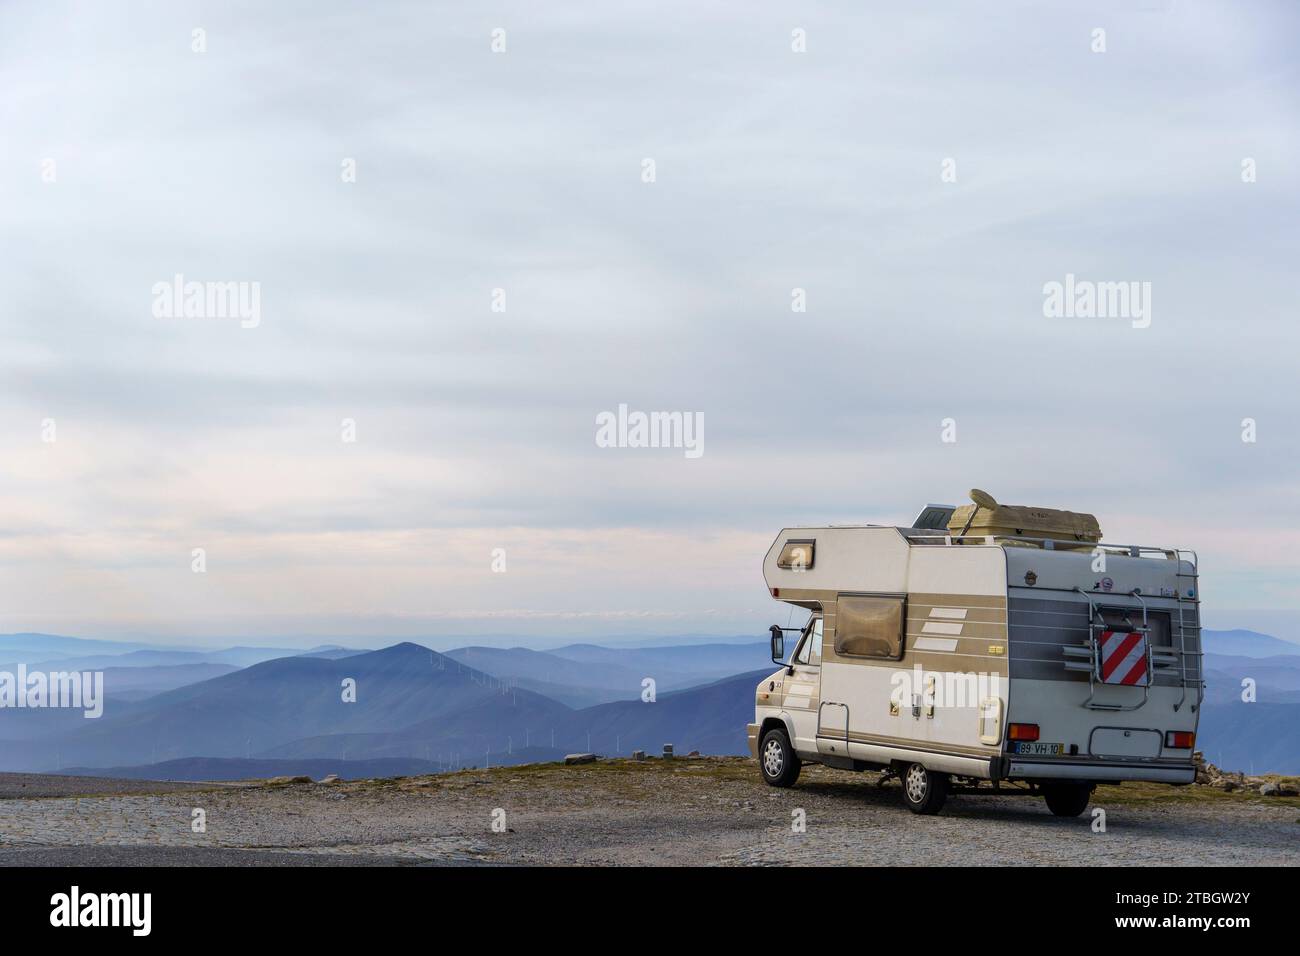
left=1012, top=741, right=1064, bottom=756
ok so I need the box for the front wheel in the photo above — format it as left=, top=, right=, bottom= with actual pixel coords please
left=758, top=728, right=801, bottom=787
left=1042, top=782, right=1094, bottom=817
left=901, top=762, right=949, bottom=815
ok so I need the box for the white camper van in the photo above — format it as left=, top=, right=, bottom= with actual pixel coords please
left=747, top=491, right=1203, bottom=816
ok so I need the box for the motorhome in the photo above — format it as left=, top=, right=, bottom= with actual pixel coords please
left=748, top=490, right=1203, bottom=816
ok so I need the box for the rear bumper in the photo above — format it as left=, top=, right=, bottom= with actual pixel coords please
left=1009, top=759, right=1196, bottom=784
left=746, top=723, right=760, bottom=759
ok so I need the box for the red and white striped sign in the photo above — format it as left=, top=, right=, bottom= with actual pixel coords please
left=1098, top=629, right=1149, bottom=686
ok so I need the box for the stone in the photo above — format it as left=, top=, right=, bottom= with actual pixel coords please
left=564, top=753, right=597, bottom=765
left=266, top=775, right=312, bottom=785
left=318, top=774, right=340, bottom=784
left=1259, top=782, right=1279, bottom=796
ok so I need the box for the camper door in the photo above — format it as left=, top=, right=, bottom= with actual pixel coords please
left=816, top=594, right=908, bottom=759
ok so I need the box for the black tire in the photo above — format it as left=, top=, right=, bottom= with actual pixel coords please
left=758, top=727, right=801, bottom=787
left=901, top=762, right=949, bottom=815
left=1042, top=782, right=1093, bottom=817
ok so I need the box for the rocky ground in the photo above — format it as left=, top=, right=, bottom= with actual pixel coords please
left=1, top=757, right=1297, bottom=866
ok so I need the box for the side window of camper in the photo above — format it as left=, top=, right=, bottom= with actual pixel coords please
left=795, top=618, right=824, bottom=665
left=833, top=595, right=905, bottom=660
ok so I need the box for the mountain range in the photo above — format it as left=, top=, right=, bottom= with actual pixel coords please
left=1, top=628, right=1298, bottom=777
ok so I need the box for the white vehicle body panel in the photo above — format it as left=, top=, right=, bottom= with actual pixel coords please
left=749, top=522, right=1202, bottom=787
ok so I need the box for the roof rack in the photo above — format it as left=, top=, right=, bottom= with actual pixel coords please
left=903, top=531, right=1194, bottom=567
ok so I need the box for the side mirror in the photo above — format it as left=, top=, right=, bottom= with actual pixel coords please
left=769, top=625, right=785, bottom=664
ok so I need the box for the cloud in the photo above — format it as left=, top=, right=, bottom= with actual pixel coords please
left=2, top=1, right=1298, bottom=640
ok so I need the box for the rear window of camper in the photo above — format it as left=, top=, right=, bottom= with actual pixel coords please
left=1100, top=607, right=1172, bottom=646
left=834, top=595, right=905, bottom=660
left=777, top=540, right=815, bottom=570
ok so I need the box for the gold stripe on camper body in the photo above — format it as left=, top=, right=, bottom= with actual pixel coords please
left=909, top=593, right=1009, bottom=610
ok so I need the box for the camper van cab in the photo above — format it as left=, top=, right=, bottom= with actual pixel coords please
left=748, top=492, right=1203, bottom=816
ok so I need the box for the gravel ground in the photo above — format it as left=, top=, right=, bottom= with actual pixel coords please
left=0, top=772, right=233, bottom=800
left=1, top=758, right=1296, bottom=866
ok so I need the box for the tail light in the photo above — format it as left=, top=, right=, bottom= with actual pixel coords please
left=1165, top=731, right=1195, bottom=749
left=1008, top=723, right=1040, bottom=742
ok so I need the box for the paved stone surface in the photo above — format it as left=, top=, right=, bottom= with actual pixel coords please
left=0, top=759, right=1296, bottom=866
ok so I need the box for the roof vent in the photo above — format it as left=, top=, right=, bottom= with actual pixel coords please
left=911, top=504, right=956, bottom=531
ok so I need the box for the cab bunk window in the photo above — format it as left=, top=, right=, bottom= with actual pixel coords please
left=777, top=540, right=815, bottom=570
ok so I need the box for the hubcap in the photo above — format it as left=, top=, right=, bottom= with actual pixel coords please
left=905, top=764, right=928, bottom=803
left=763, top=739, right=784, bottom=777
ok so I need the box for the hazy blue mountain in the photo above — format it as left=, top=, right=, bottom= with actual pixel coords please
left=0, top=665, right=235, bottom=741
left=295, top=646, right=365, bottom=660
left=443, top=644, right=752, bottom=707
left=59, top=746, right=581, bottom=781
left=0, top=633, right=176, bottom=664
left=6, top=649, right=214, bottom=671
left=547, top=641, right=769, bottom=669
left=551, top=668, right=770, bottom=757
left=1202, top=629, right=1300, bottom=658
left=57, top=755, right=443, bottom=781
left=4, top=643, right=570, bottom=773
left=9, top=630, right=1299, bottom=778
left=1202, top=653, right=1300, bottom=705
left=1197, top=702, right=1300, bottom=774
left=260, top=668, right=772, bottom=764
left=1, top=639, right=365, bottom=672
left=97, top=663, right=242, bottom=699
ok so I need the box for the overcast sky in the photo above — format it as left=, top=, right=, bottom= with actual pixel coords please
left=2, top=1, right=1298, bottom=647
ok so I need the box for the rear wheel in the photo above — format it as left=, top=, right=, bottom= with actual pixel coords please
left=759, top=728, right=801, bottom=787
left=901, top=762, right=949, bottom=815
left=1042, top=782, right=1094, bottom=817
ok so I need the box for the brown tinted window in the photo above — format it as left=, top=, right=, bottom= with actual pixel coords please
left=834, top=595, right=905, bottom=659
left=777, top=540, right=814, bottom=570
left=1101, top=608, right=1171, bottom=647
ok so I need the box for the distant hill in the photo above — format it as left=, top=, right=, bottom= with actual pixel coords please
left=259, top=667, right=772, bottom=764
left=547, top=641, right=770, bottom=675
left=0, top=633, right=174, bottom=665
left=552, top=668, right=770, bottom=757
left=2, top=643, right=570, bottom=773
left=1197, top=702, right=1300, bottom=774
left=443, top=643, right=766, bottom=707
left=1202, top=629, right=1300, bottom=658
left=7, top=627, right=1298, bottom=778
left=295, top=646, right=365, bottom=660
left=58, top=749, right=572, bottom=781
left=57, top=756, right=442, bottom=782
left=1196, top=650, right=1300, bottom=773
left=99, top=662, right=241, bottom=698
left=0, top=638, right=364, bottom=672
left=1202, top=653, right=1300, bottom=705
